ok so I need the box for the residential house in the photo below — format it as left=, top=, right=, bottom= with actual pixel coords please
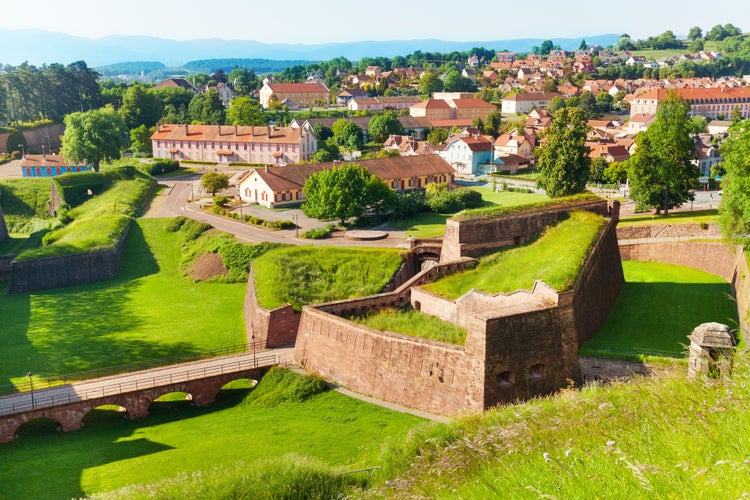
left=258, top=79, right=329, bottom=109
left=501, top=92, right=562, bottom=114
left=154, top=78, right=199, bottom=93
left=20, top=153, right=90, bottom=177
left=151, top=123, right=317, bottom=165
left=214, top=82, right=235, bottom=104
left=496, top=52, right=516, bottom=64
left=348, top=97, right=381, bottom=112
left=693, top=134, right=723, bottom=176
left=438, top=134, right=494, bottom=176
left=335, top=88, right=369, bottom=105
left=450, top=98, right=497, bottom=122
left=586, top=142, right=630, bottom=163
left=237, top=155, right=455, bottom=208
left=494, top=129, right=534, bottom=159
left=494, top=154, right=530, bottom=174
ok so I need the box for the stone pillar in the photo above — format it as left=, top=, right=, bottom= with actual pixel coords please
left=687, top=323, right=735, bottom=380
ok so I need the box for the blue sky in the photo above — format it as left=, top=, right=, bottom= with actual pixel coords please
left=3, top=0, right=748, bottom=44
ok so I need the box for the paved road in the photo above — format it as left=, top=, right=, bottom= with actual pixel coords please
left=0, top=348, right=295, bottom=416
left=144, top=173, right=411, bottom=249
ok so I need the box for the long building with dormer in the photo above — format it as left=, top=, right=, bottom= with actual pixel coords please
left=150, top=123, right=317, bottom=166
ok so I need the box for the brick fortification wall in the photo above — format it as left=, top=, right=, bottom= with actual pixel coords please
left=620, top=241, right=750, bottom=339
left=440, top=199, right=610, bottom=262
left=295, top=209, right=623, bottom=415
left=244, top=268, right=301, bottom=348
left=7, top=225, right=131, bottom=294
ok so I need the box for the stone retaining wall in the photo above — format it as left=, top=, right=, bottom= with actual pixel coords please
left=617, top=223, right=721, bottom=240
left=7, top=225, right=130, bottom=294
left=244, top=269, right=300, bottom=348
left=440, top=199, right=611, bottom=262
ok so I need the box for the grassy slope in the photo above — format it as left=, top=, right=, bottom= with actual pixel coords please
left=252, top=246, right=403, bottom=311
left=372, top=354, right=750, bottom=499
left=348, top=307, right=467, bottom=345
left=0, top=371, right=426, bottom=499
left=425, top=211, right=605, bottom=299
left=582, top=260, right=738, bottom=359
left=0, top=218, right=246, bottom=387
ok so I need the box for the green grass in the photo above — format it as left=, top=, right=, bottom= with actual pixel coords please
left=581, top=260, right=738, bottom=360
left=385, top=188, right=546, bottom=238
left=424, top=211, right=605, bottom=299
left=0, top=368, right=426, bottom=499
left=252, top=246, right=403, bottom=311
left=347, top=307, right=467, bottom=345
left=372, top=352, right=750, bottom=499
left=386, top=211, right=451, bottom=238
left=455, top=192, right=601, bottom=221
left=16, top=171, right=155, bottom=260
left=619, top=209, right=719, bottom=226
left=0, top=177, right=53, bottom=218
left=0, top=218, right=247, bottom=387
left=0, top=231, right=46, bottom=256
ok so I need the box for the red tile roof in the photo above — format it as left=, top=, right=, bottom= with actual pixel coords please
left=450, top=98, right=497, bottom=109
left=268, top=82, right=328, bottom=93
left=151, top=124, right=304, bottom=144
left=633, top=86, right=750, bottom=101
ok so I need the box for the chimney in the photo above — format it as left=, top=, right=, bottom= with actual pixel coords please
left=218, top=124, right=222, bottom=135
left=235, top=125, right=238, bottom=135
left=252, top=126, right=255, bottom=136
left=265, top=165, right=269, bottom=173
left=184, top=124, right=189, bottom=135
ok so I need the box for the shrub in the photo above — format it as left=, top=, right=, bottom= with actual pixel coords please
left=137, top=159, right=179, bottom=176
left=180, top=219, right=212, bottom=241
left=301, top=227, right=334, bottom=239
left=213, top=195, right=231, bottom=208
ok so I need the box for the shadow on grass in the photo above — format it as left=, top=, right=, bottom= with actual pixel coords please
left=0, top=222, right=193, bottom=385
left=583, top=281, right=738, bottom=358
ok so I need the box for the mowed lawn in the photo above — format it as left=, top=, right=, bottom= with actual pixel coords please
left=0, top=218, right=246, bottom=387
left=0, top=378, right=426, bottom=499
left=582, top=260, right=738, bottom=359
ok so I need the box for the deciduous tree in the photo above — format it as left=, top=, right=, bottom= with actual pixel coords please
left=368, top=111, right=404, bottom=143
left=201, top=171, right=229, bottom=196
left=536, top=107, right=591, bottom=198
left=719, top=119, right=750, bottom=241
left=226, top=96, right=265, bottom=126
left=302, top=163, right=390, bottom=224
left=627, top=92, right=698, bottom=214
left=61, top=106, right=126, bottom=172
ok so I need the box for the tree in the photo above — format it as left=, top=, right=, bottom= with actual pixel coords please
left=119, top=83, right=162, bottom=129
left=536, top=107, right=591, bottom=198
left=61, top=106, right=126, bottom=172
left=484, top=111, right=503, bottom=138
left=627, top=92, right=698, bottom=214
left=719, top=120, right=750, bottom=241
left=226, top=96, right=265, bottom=126
left=427, top=128, right=449, bottom=145
left=589, top=157, right=608, bottom=184
left=302, top=163, right=389, bottom=224
left=332, top=119, right=364, bottom=150
left=540, top=40, right=554, bottom=55
left=368, top=111, right=404, bottom=143
left=549, top=96, right=567, bottom=113
left=201, top=171, right=229, bottom=196
left=687, top=26, right=703, bottom=41
left=188, top=88, right=225, bottom=124
left=129, top=125, right=154, bottom=155
left=579, top=39, right=588, bottom=51
left=730, top=106, right=743, bottom=126
left=419, top=72, right=442, bottom=95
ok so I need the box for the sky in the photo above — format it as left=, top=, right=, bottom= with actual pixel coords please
left=2, top=0, right=749, bottom=44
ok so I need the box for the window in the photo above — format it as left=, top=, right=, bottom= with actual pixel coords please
left=529, top=363, right=545, bottom=380
left=498, top=371, right=514, bottom=387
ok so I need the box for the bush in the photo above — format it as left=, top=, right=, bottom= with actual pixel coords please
left=213, top=195, right=231, bottom=208
left=180, top=219, right=212, bottom=241
left=301, top=226, right=335, bottom=239
left=392, top=190, right=428, bottom=217
left=138, top=159, right=179, bottom=176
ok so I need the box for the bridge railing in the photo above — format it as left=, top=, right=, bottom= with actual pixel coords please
left=0, top=353, right=277, bottom=417
left=0, top=343, right=259, bottom=397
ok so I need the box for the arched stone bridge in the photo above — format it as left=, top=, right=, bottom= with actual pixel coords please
left=0, top=350, right=291, bottom=443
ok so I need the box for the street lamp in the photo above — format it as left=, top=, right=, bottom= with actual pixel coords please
left=251, top=333, right=256, bottom=367
left=27, top=372, right=35, bottom=409
left=294, top=214, right=299, bottom=238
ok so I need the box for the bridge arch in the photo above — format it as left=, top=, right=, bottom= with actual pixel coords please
left=14, top=416, right=63, bottom=439
left=82, top=404, right=128, bottom=427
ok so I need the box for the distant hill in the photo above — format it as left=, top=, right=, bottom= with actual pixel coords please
left=183, top=59, right=318, bottom=75
left=96, top=61, right=166, bottom=77
left=0, top=28, right=620, bottom=67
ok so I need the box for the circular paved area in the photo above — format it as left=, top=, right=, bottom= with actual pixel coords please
left=345, top=230, right=389, bottom=241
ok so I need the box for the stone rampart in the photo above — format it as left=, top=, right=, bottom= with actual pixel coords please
left=440, top=199, right=611, bottom=262
left=294, top=213, right=624, bottom=415
left=617, top=223, right=721, bottom=240
left=244, top=268, right=300, bottom=348
left=7, top=224, right=131, bottom=294
left=620, top=240, right=750, bottom=339
left=295, top=307, right=485, bottom=415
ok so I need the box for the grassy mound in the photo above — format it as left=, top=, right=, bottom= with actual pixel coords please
left=347, top=307, right=467, bottom=345
left=252, top=246, right=403, bottom=311
left=244, top=366, right=328, bottom=408
left=15, top=169, right=155, bottom=260
left=425, top=211, right=605, bottom=299
left=454, top=192, right=600, bottom=221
